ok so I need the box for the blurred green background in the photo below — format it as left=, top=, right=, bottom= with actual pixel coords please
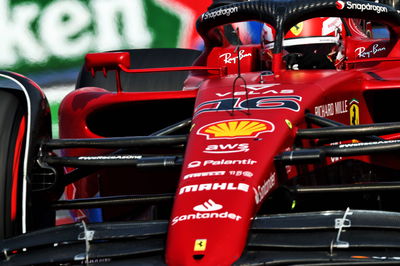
left=0, top=0, right=210, bottom=136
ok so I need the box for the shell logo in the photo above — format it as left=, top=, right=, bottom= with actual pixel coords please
left=197, top=119, right=274, bottom=139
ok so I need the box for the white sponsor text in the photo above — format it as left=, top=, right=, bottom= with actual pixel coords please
left=355, top=44, right=386, bottom=58
left=219, top=50, right=251, bottom=64
left=179, top=182, right=249, bottom=195
left=204, top=143, right=249, bottom=154
left=254, top=173, right=276, bottom=204
left=202, top=6, right=238, bottom=20
left=188, top=159, right=257, bottom=168
left=183, top=171, right=226, bottom=180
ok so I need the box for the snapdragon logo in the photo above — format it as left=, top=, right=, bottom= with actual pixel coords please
left=336, top=1, right=345, bottom=9
left=201, top=6, right=238, bottom=20
left=337, top=1, right=388, bottom=13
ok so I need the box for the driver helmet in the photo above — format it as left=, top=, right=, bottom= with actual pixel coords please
left=261, top=17, right=344, bottom=69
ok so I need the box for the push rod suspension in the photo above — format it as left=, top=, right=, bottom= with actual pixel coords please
left=304, top=113, right=383, bottom=142
left=43, top=135, right=187, bottom=149
left=52, top=193, right=174, bottom=209
left=276, top=139, right=400, bottom=164
left=298, top=120, right=400, bottom=139
left=44, top=155, right=183, bottom=168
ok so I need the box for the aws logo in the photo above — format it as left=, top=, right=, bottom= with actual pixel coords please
left=197, top=119, right=274, bottom=139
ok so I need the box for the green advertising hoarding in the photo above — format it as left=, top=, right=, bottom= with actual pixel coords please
left=0, top=0, right=210, bottom=135
left=0, top=0, right=210, bottom=74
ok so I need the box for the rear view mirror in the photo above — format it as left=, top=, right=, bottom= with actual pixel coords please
left=85, top=52, right=130, bottom=73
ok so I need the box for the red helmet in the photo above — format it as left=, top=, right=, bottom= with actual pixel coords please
left=262, top=17, right=344, bottom=69
left=262, top=17, right=342, bottom=49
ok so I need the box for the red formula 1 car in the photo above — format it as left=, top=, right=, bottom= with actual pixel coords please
left=3, top=0, right=400, bottom=264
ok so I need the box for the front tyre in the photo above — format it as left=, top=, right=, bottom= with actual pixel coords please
left=0, top=90, right=27, bottom=239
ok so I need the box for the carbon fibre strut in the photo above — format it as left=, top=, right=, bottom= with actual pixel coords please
left=33, top=118, right=191, bottom=192
left=230, top=27, right=250, bottom=116
left=277, top=115, right=400, bottom=165
left=30, top=118, right=193, bottom=210
left=274, top=114, right=400, bottom=193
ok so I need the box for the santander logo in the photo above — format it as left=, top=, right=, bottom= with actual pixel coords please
left=193, top=199, right=223, bottom=212
left=336, top=0, right=345, bottom=9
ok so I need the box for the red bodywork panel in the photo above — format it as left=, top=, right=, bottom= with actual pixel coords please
left=60, top=62, right=400, bottom=264
left=58, top=10, right=400, bottom=264
left=59, top=89, right=198, bottom=201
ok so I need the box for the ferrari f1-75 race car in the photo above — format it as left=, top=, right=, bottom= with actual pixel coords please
left=3, top=0, right=400, bottom=264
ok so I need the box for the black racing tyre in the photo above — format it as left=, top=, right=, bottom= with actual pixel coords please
left=76, top=48, right=201, bottom=92
left=0, top=90, right=26, bottom=239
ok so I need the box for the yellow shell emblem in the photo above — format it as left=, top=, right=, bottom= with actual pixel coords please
left=198, top=119, right=274, bottom=139
left=290, top=22, right=303, bottom=36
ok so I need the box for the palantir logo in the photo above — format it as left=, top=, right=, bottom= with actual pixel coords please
left=336, top=0, right=345, bottom=9
left=193, top=199, right=223, bottom=212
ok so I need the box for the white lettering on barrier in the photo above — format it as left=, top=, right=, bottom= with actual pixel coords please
left=91, top=0, right=152, bottom=51
left=39, top=0, right=92, bottom=58
left=0, top=0, right=153, bottom=67
left=0, top=0, right=47, bottom=66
